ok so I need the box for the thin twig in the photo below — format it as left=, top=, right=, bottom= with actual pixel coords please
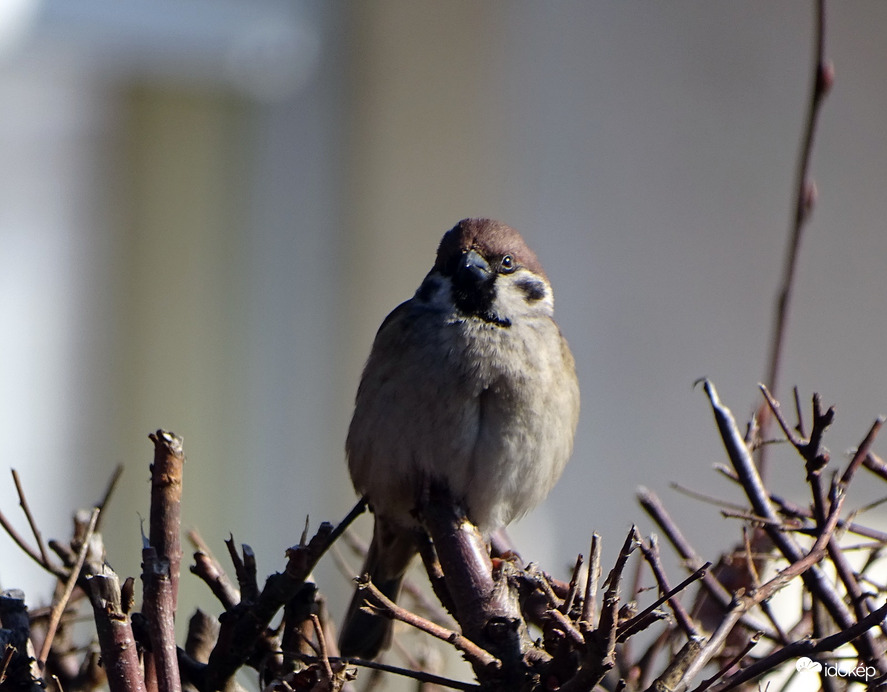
left=359, top=578, right=500, bottom=672
left=618, top=561, right=709, bottom=642
left=792, top=385, right=806, bottom=438
left=701, top=379, right=885, bottom=674
left=839, top=417, right=884, bottom=486
left=675, top=483, right=845, bottom=691
left=201, top=502, right=370, bottom=691
left=717, top=464, right=887, bottom=542
left=863, top=451, right=887, bottom=482
left=637, top=537, right=701, bottom=638
left=325, top=497, right=368, bottom=552
left=669, top=482, right=749, bottom=514
left=190, top=550, right=240, bottom=611
left=560, top=527, right=638, bottom=692
left=525, top=563, right=560, bottom=610
left=38, top=507, right=101, bottom=668
left=741, top=527, right=761, bottom=588
left=758, top=0, right=832, bottom=476
left=0, top=506, right=65, bottom=579
left=188, top=529, right=240, bottom=610
left=760, top=386, right=834, bottom=478
left=314, top=653, right=479, bottom=691
left=546, top=608, right=585, bottom=648
left=637, top=487, right=777, bottom=640
left=650, top=636, right=705, bottom=692
left=561, top=553, right=584, bottom=615
left=310, top=614, right=335, bottom=688
left=719, top=509, right=799, bottom=529
left=11, top=469, right=50, bottom=567
left=690, top=634, right=760, bottom=692
left=711, top=600, right=887, bottom=692
left=94, top=463, right=124, bottom=532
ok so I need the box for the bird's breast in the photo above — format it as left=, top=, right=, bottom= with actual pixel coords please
left=347, top=308, right=578, bottom=532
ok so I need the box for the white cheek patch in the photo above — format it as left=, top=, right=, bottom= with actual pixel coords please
left=496, top=270, right=554, bottom=319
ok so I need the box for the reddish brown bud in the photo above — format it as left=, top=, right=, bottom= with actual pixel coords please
left=819, top=60, right=835, bottom=95
left=803, top=180, right=818, bottom=217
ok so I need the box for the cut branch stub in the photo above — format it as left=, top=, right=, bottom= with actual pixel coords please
left=148, top=430, right=185, bottom=610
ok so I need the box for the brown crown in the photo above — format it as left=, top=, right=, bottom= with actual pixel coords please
left=433, top=218, right=547, bottom=280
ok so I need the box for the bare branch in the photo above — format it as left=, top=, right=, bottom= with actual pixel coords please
left=94, top=463, right=124, bottom=532
left=700, top=380, right=887, bottom=676
left=637, top=537, right=702, bottom=639
left=839, top=417, right=884, bottom=486
left=0, top=494, right=65, bottom=580
left=560, top=553, right=584, bottom=616
left=358, top=576, right=500, bottom=672
left=148, top=430, right=185, bottom=609
left=85, top=571, right=147, bottom=692
left=305, top=652, right=479, bottom=691
left=637, top=487, right=776, bottom=640
left=190, top=549, right=240, bottom=612
left=11, top=469, right=50, bottom=568
left=711, top=600, right=887, bottom=692
left=689, top=634, right=760, bottom=692
left=580, top=532, right=602, bottom=633
left=37, top=507, right=100, bottom=669
left=198, top=501, right=365, bottom=691
left=560, top=527, right=638, bottom=692
left=759, top=0, right=833, bottom=476
left=142, top=546, right=182, bottom=692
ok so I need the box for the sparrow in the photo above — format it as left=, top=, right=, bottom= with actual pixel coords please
left=339, top=218, right=580, bottom=659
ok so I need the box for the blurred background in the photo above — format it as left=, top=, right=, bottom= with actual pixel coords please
left=1, top=0, right=887, bottom=684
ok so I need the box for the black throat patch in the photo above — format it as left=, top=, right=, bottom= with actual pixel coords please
left=451, top=275, right=510, bottom=327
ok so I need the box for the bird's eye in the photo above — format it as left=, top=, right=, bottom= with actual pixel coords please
left=500, top=255, right=516, bottom=273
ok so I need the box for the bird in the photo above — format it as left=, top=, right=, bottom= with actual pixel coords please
left=338, top=218, right=580, bottom=659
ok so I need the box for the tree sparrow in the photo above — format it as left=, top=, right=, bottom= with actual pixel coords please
left=339, top=218, right=580, bottom=659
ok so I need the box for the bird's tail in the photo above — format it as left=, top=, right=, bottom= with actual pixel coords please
left=338, top=516, right=418, bottom=659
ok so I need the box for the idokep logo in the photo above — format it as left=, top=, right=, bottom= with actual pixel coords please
left=795, top=657, right=822, bottom=673
left=795, top=656, right=877, bottom=681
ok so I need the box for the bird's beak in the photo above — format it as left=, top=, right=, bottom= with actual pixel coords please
left=456, top=249, right=492, bottom=288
